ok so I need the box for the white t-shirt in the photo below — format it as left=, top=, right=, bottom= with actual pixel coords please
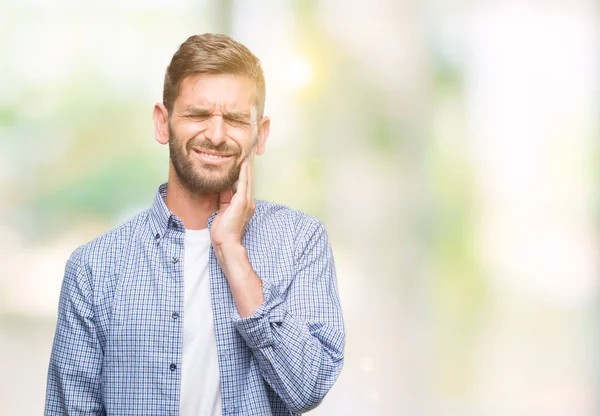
left=180, top=228, right=223, bottom=416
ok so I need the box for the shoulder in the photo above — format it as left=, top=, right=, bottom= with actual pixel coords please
left=253, top=200, right=325, bottom=234
left=58, top=210, right=151, bottom=307
left=252, top=200, right=329, bottom=251
left=67, top=210, right=150, bottom=274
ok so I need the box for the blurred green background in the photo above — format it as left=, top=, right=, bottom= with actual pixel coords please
left=1, top=1, right=598, bottom=415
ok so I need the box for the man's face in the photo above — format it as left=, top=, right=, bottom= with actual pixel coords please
left=167, top=73, right=260, bottom=193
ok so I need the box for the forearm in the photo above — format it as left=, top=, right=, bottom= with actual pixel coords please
left=216, top=222, right=345, bottom=412
left=234, top=307, right=344, bottom=413
left=46, top=346, right=105, bottom=415
left=45, top=248, right=105, bottom=415
left=213, top=243, right=264, bottom=318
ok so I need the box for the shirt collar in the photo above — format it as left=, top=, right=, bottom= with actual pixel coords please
left=148, top=182, right=220, bottom=238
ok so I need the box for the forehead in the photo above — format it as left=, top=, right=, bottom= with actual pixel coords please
left=174, top=73, right=256, bottom=112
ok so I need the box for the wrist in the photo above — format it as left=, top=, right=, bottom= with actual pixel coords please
left=213, top=243, right=264, bottom=317
left=213, top=243, right=251, bottom=279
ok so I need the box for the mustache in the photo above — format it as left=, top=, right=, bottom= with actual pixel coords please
left=186, top=139, right=242, bottom=156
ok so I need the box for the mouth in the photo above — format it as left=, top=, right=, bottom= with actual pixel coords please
left=191, top=148, right=235, bottom=166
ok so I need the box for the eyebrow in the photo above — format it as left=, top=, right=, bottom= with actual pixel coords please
left=223, top=111, right=251, bottom=121
left=180, top=106, right=212, bottom=116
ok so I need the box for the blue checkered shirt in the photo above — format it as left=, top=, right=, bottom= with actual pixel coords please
left=45, top=183, right=345, bottom=416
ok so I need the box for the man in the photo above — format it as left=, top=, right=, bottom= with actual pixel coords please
left=45, top=34, right=345, bottom=416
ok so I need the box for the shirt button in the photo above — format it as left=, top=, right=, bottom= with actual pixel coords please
left=171, top=257, right=179, bottom=263
left=169, top=363, right=177, bottom=371
left=155, top=233, right=160, bottom=240
left=172, top=312, right=179, bottom=319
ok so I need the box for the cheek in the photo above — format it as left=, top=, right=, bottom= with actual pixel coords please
left=179, top=122, right=205, bottom=138
left=228, top=129, right=254, bottom=149
left=171, top=124, right=203, bottom=151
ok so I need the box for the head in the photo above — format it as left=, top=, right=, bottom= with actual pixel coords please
left=153, top=33, right=270, bottom=194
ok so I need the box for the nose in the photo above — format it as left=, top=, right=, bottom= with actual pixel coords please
left=204, top=116, right=226, bottom=146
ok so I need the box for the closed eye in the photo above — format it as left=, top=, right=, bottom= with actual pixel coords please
left=186, top=113, right=210, bottom=121
left=224, top=116, right=251, bottom=127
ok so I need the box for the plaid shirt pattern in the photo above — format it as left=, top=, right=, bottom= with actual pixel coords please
left=45, top=183, right=345, bottom=416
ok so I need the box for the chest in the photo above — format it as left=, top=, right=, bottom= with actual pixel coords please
left=93, top=228, right=295, bottom=357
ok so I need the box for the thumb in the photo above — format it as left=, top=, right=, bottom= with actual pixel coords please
left=219, top=187, right=233, bottom=212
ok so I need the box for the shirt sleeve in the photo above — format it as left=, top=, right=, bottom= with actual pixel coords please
left=231, top=219, right=345, bottom=414
left=45, top=247, right=105, bottom=415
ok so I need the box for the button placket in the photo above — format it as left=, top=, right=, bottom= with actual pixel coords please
left=163, top=233, right=183, bottom=385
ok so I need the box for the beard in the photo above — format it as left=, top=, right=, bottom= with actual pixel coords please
left=168, top=123, right=243, bottom=193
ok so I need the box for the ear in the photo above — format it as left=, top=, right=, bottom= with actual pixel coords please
left=255, top=116, right=270, bottom=155
left=153, top=103, right=170, bottom=145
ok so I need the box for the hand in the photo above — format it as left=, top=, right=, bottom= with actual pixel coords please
left=210, top=153, right=255, bottom=248
left=210, top=152, right=265, bottom=317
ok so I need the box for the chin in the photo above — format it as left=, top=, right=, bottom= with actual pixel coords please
left=193, top=174, right=235, bottom=193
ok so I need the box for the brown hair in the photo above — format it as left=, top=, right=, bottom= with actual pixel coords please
left=163, top=33, right=266, bottom=120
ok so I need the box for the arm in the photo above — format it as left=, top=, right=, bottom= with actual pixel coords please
left=45, top=247, right=105, bottom=415
left=211, top=157, right=345, bottom=412
left=231, top=220, right=345, bottom=413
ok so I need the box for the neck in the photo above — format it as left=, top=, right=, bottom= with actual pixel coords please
left=164, top=166, right=219, bottom=230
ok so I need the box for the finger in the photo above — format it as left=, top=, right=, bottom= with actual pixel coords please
left=236, top=156, right=248, bottom=201
left=247, top=153, right=254, bottom=201
left=219, top=187, right=233, bottom=212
